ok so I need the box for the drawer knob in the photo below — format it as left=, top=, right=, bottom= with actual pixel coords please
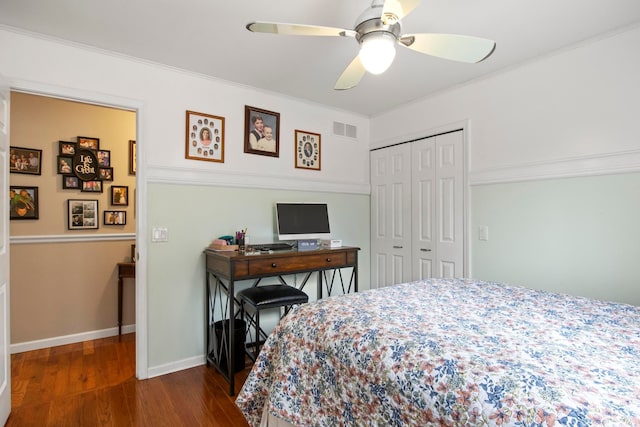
left=326, top=258, right=332, bottom=262
left=271, top=263, right=277, bottom=268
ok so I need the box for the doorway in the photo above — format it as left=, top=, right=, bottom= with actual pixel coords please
left=8, top=91, right=139, bottom=365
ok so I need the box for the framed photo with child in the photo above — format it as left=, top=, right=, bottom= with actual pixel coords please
left=9, top=146, right=42, bottom=175
left=295, top=129, right=321, bottom=171
left=185, top=110, right=225, bottom=163
left=244, top=105, right=280, bottom=158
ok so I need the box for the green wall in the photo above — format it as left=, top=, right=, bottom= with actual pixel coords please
left=146, top=183, right=370, bottom=367
left=471, top=172, right=640, bottom=306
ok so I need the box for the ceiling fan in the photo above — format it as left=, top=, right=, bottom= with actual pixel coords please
left=246, top=0, right=496, bottom=90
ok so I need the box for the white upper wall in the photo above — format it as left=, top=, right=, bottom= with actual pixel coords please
left=0, top=27, right=371, bottom=192
left=370, top=25, right=640, bottom=180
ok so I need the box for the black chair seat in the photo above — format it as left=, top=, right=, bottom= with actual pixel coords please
left=237, top=284, right=308, bottom=362
left=238, top=285, right=308, bottom=309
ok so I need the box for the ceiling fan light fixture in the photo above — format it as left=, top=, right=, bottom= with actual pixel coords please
left=359, top=32, right=396, bottom=75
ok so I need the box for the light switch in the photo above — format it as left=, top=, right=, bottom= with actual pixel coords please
left=479, top=225, right=489, bottom=241
left=152, top=227, right=168, bottom=242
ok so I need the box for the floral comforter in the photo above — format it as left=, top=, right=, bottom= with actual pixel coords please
left=236, top=279, right=640, bottom=426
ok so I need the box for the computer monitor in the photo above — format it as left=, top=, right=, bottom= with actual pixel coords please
left=275, top=202, right=331, bottom=241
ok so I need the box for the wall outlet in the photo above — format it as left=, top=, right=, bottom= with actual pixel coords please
left=152, top=227, right=168, bottom=242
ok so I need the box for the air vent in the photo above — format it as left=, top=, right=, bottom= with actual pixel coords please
left=333, top=121, right=357, bottom=140
left=345, top=124, right=357, bottom=138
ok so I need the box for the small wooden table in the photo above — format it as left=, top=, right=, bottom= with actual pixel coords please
left=117, top=262, right=136, bottom=336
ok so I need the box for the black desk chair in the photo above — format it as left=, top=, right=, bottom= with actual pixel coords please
left=237, top=284, right=308, bottom=361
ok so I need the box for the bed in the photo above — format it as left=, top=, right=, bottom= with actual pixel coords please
left=235, top=278, right=640, bottom=426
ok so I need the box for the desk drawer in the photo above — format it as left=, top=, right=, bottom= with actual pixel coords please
left=248, top=252, right=347, bottom=275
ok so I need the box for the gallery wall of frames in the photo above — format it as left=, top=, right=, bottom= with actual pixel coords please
left=8, top=93, right=136, bottom=234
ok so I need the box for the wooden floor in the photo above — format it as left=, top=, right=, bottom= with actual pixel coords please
left=7, top=334, right=252, bottom=426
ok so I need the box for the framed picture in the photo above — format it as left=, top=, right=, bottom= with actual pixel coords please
left=9, top=186, right=39, bottom=220
left=77, top=136, right=99, bottom=151
left=295, top=129, right=321, bottom=171
left=129, top=140, right=136, bottom=175
left=104, top=210, right=126, bottom=226
left=68, top=199, right=98, bottom=230
left=82, top=180, right=103, bottom=193
left=185, top=110, right=225, bottom=163
left=9, top=146, right=42, bottom=175
left=98, top=167, right=113, bottom=181
left=59, top=141, right=77, bottom=155
left=62, top=175, right=80, bottom=189
left=57, top=155, right=73, bottom=174
left=111, top=185, right=129, bottom=206
left=244, top=105, right=280, bottom=157
left=97, top=150, right=110, bottom=167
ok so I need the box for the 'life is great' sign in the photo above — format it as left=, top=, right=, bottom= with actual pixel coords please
left=72, top=149, right=98, bottom=181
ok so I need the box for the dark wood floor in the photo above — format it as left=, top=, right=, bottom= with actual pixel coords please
left=7, top=334, right=252, bottom=426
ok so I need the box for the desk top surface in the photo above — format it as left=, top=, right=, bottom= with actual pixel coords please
left=204, top=246, right=359, bottom=261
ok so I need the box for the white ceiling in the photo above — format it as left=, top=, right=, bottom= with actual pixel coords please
left=1, top=0, right=639, bottom=116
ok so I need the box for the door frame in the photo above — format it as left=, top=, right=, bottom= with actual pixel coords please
left=7, top=79, right=148, bottom=379
left=0, top=73, right=12, bottom=425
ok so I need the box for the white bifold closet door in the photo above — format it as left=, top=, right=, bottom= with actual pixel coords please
left=411, top=131, right=464, bottom=280
left=370, top=130, right=464, bottom=288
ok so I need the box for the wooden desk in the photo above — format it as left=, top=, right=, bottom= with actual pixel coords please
left=204, top=246, right=359, bottom=395
left=117, top=262, right=135, bottom=336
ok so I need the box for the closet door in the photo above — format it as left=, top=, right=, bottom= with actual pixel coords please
left=411, top=131, right=464, bottom=279
left=411, top=137, right=436, bottom=279
left=370, top=143, right=412, bottom=288
left=434, top=131, right=464, bottom=277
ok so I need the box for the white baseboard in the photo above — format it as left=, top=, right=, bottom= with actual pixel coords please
left=10, top=324, right=136, bottom=354
left=11, top=324, right=208, bottom=380
left=147, top=355, right=205, bottom=379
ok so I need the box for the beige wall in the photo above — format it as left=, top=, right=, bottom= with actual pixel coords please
left=9, top=92, right=136, bottom=344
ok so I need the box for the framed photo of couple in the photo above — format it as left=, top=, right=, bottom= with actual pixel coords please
left=104, top=210, right=126, bottom=226
left=244, top=105, right=280, bottom=158
left=185, top=110, right=225, bottom=163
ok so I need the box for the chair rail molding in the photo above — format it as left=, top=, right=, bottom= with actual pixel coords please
left=10, top=233, right=136, bottom=245
left=470, top=149, right=640, bottom=185
left=146, top=164, right=370, bottom=195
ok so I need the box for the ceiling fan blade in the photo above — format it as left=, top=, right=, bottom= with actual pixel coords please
left=334, top=56, right=366, bottom=90
left=382, top=0, right=421, bottom=22
left=400, top=33, right=496, bottom=63
left=247, top=22, right=356, bottom=37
